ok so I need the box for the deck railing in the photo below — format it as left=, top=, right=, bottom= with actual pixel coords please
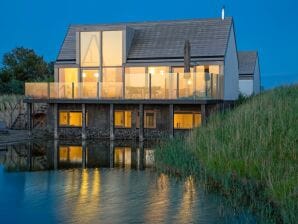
left=25, top=73, right=224, bottom=100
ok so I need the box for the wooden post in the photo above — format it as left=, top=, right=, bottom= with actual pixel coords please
left=201, top=104, right=206, bottom=125
left=53, top=103, right=59, bottom=140
left=169, top=104, right=174, bottom=138
left=138, top=141, right=144, bottom=170
left=139, top=104, right=144, bottom=141
left=82, top=140, right=87, bottom=169
left=110, top=104, right=115, bottom=140
left=27, top=103, right=32, bottom=137
left=53, top=139, right=59, bottom=170
left=82, top=104, right=87, bottom=140
left=110, top=140, right=114, bottom=168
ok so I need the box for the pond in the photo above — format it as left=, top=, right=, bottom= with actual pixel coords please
left=0, top=140, right=257, bottom=223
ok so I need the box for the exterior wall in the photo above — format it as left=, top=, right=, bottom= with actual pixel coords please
left=239, top=79, right=254, bottom=96
left=253, top=58, right=261, bottom=94
left=224, top=24, right=239, bottom=100
left=45, top=103, right=219, bottom=140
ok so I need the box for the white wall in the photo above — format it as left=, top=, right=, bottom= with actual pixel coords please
left=239, top=79, right=253, bottom=96
left=224, top=24, right=239, bottom=100
left=253, top=58, right=261, bottom=94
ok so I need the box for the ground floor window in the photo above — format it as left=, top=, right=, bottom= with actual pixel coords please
left=59, top=111, right=87, bottom=127
left=174, top=112, right=201, bottom=129
left=114, top=110, right=132, bottom=128
left=144, top=111, right=156, bottom=128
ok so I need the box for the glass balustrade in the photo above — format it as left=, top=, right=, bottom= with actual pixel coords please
left=25, top=73, right=223, bottom=100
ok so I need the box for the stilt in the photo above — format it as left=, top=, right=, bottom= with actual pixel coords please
left=82, top=140, right=87, bottom=169
left=110, top=140, right=114, bottom=168
left=82, top=104, right=87, bottom=140
left=110, top=104, right=114, bottom=140
left=138, top=141, right=144, bottom=170
left=27, top=103, right=32, bottom=137
left=201, top=104, right=206, bottom=125
left=139, top=104, right=144, bottom=141
left=53, top=103, right=59, bottom=139
left=53, top=139, right=59, bottom=170
left=169, top=104, right=174, bottom=138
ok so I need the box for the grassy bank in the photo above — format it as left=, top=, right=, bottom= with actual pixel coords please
left=155, top=85, right=298, bottom=223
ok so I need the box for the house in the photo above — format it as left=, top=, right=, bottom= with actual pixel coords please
left=238, top=51, right=261, bottom=96
left=24, top=17, right=260, bottom=140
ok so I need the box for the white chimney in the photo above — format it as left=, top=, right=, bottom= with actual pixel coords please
left=221, top=6, right=225, bottom=20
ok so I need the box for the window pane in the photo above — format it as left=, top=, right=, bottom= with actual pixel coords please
left=59, top=68, right=78, bottom=83
left=80, top=32, right=100, bottom=67
left=69, top=112, right=82, bottom=127
left=115, top=111, right=124, bottom=127
left=124, top=111, right=132, bottom=128
left=174, top=113, right=193, bottom=129
left=125, top=67, right=149, bottom=99
left=103, top=31, right=123, bottom=66
left=81, top=69, right=99, bottom=98
left=173, top=67, right=194, bottom=98
left=148, top=66, right=169, bottom=99
left=145, top=112, right=156, bottom=128
left=59, top=112, right=68, bottom=126
left=102, top=67, right=122, bottom=98
left=194, top=113, right=201, bottom=127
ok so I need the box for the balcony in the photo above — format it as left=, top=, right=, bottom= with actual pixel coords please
left=25, top=73, right=224, bottom=101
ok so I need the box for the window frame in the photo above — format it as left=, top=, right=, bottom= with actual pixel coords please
left=114, top=110, right=132, bottom=129
left=173, top=112, right=201, bottom=130
left=59, top=110, right=88, bottom=128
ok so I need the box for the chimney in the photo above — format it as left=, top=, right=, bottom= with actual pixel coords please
left=221, top=6, right=225, bottom=20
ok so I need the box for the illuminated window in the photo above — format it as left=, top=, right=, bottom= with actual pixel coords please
left=114, top=147, right=131, bottom=168
left=80, top=32, right=100, bottom=67
left=102, top=31, right=123, bottom=66
left=59, top=111, right=87, bottom=127
left=59, top=68, right=79, bottom=83
left=59, top=146, right=82, bottom=163
left=145, top=111, right=156, bottom=129
left=81, top=69, right=99, bottom=82
left=125, top=67, right=148, bottom=99
left=101, top=67, right=122, bottom=98
left=174, top=113, right=201, bottom=129
left=114, top=110, right=132, bottom=128
left=81, top=69, right=99, bottom=98
left=172, top=67, right=194, bottom=98
left=148, top=66, right=169, bottom=99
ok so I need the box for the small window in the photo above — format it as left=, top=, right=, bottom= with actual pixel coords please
left=114, top=110, right=132, bottom=128
left=59, top=111, right=88, bottom=127
left=174, top=113, right=201, bottom=129
left=145, top=111, right=156, bottom=129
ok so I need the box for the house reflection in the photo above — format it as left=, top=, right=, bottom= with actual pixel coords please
left=0, top=140, right=156, bottom=171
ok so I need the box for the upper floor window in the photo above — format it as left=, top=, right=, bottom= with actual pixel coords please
left=80, top=32, right=100, bottom=67
left=102, top=31, right=123, bottom=66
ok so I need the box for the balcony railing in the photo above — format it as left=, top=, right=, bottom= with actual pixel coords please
left=25, top=73, right=224, bottom=100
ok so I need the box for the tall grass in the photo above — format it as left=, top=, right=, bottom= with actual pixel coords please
left=0, top=95, right=24, bottom=127
left=155, top=85, right=298, bottom=223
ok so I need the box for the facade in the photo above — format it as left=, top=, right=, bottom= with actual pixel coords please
left=238, top=51, right=261, bottom=96
left=24, top=17, right=259, bottom=140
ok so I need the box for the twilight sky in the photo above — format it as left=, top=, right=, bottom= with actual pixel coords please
left=0, top=0, right=297, bottom=89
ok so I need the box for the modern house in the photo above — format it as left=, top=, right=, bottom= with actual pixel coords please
left=238, top=51, right=261, bottom=96
left=24, top=17, right=260, bottom=140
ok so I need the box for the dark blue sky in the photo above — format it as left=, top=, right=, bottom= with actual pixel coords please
left=1, top=0, right=297, bottom=88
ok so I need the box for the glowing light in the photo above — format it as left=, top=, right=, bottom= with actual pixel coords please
left=82, top=73, right=86, bottom=78
left=187, top=80, right=192, bottom=85
left=94, top=73, right=99, bottom=78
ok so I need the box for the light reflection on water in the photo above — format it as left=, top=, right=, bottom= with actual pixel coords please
left=0, top=140, right=257, bottom=224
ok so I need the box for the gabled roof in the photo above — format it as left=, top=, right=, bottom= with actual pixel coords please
left=57, top=17, right=233, bottom=62
left=238, top=51, right=258, bottom=75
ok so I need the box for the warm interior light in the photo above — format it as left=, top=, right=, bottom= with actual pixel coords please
left=160, top=70, right=164, bottom=76
left=94, top=73, right=99, bottom=78
left=149, top=68, right=155, bottom=74
left=82, top=73, right=86, bottom=78
left=187, top=80, right=192, bottom=85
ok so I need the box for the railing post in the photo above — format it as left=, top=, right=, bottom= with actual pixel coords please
left=149, top=73, right=152, bottom=99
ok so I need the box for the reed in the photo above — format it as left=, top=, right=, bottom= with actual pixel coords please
left=155, top=85, right=298, bottom=223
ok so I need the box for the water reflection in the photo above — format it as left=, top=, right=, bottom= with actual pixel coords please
left=0, top=140, right=155, bottom=172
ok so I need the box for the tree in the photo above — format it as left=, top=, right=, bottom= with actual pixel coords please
left=0, top=47, right=54, bottom=94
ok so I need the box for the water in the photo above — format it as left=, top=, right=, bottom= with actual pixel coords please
left=0, top=140, right=257, bottom=224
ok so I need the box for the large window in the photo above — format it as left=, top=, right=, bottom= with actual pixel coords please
left=114, top=110, right=132, bottom=128
left=59, top=68, right=78, bottom=83
left=80, top=32, right=100, bottom=67
left=174, top=112, right=201, bottom=129
left=172, top=67, right=194, bottom=98
left=81, top=69, right=99, bottom=98
left=125, top=67, right=148, bottom=99
left=102, top=31, right=123, bottom=66
left=148, top=66, right=169, bottom=99
left=101, top=67, right=122, bottom=98
left=59, top=111, right=87, bottom=127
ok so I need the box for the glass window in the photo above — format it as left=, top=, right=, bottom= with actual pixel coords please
left=148, top=66, right=169, bottom=99
left=145, top=111, right=156, bottom=129
left=114, top=110, right=132, bottom=128
left=101, top=67, right=122, bottom=98
left=59, top=68, right=78, bottom=83
left=81, top=69, right=99, bottom=98
left=80, top=32, right=100, bottom=67
left=102, top=31, right=123, bottom=66
left=125, top=67, right=149, bottom=99
left=174, top=113, right=201, bottom=129
left=59, top=111, right=87, bottom=127
left=172, top=67, right=194, bottom=98
left=81, top=69, right=99, bottom=82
